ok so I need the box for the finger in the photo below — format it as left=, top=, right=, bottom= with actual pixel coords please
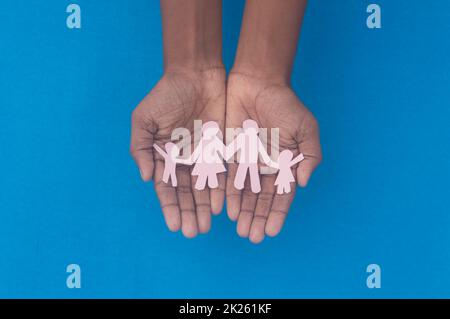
left=249, top=175, right=276, bottom=244
left=236, top=178, right=258, bottom=238
left=210, top=172, right=225, bottom=215
left=226, top=163, right=241, bottom=221
left=297, top=116, right=322, bottom=187
left=130, top=110, right=155, bottom=181
left=191, top=174, right=212, bottom=234
left=176, top=166, right=198, bottom=238
left=265, top=185, right=296, bottom=237
left=154, top=159, right=181, bottom=232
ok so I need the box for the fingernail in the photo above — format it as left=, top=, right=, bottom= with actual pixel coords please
left=139, top=168, right=146, bottom=181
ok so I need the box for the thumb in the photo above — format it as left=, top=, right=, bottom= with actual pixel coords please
left=296, top=117, right=322, bottom=187
left=130, top=110, right=155, bottom=181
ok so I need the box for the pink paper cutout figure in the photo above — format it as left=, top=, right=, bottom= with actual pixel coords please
left=224, top=119, right=277, bottom=193
left=271, top=150, right=305, bottom=194
left=188, top=121, right=227, bottom=190
left=153, top=142, right=186, bottom=187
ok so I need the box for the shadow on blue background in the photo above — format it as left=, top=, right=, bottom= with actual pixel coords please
left=0, top=0, right=449, bottom=298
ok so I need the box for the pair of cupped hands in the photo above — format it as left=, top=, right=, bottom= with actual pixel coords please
left=130, top=67, right=322, bottom=244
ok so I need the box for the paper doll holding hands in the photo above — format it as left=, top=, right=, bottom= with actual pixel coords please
left=270, top=150, right=305, bottom=194
left=188, top=121, right=227, bottom=190
left=153, top=142, right=190, bottom=187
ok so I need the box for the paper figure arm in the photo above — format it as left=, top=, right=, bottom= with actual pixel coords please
left=290, top=153, right=305, bottom=166
left=224, top=138, right=238, bottom=161
left=213, top=140, right=227, bottom=160
left=174, top=156, right=192, bottom=165
left=153, top=144, right=168, bottom=159
left=257, top=139, right=277, bottom=168
left=183, top=141, right=202, bottom=165
left=177, top=142, right=201, bottom=165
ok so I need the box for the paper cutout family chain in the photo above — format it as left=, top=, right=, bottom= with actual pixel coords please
left=153, top=120, right=304, bottom=194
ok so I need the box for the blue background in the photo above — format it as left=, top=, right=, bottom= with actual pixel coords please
left=1, top=0, right=449, bottom=298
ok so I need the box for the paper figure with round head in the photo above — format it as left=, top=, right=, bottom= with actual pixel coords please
left=153, top=142, right=184, bottom=187
left=224, top=119, right=278, bottom=193
left=271, top=150, right=305, bottom=194
left=189, top=121, right=227, bottom=190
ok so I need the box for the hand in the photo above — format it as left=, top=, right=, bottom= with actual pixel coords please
left=130, top=68, right=226, bottom=237
left=225, top=72, right=322, bottom=243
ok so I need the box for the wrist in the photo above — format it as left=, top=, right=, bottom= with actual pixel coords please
left=229, top=63, right=290, bottom=86
left=164, top=60, right=225, bottom=75
left=163, top=31, right=224, bottom=74
left=230, top=0, right=307, bottom=86
left=161, top=0, right=223, bottom=75
left=231, top=26, right=293, bottom=85
left=163, top=63, right=225, bottom=80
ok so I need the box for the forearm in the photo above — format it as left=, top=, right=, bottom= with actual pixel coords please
left=160, top=0, right=223, bottom=73
left=232, top=0, right=307, bottom=84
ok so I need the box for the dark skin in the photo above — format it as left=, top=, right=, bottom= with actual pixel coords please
left=130, top=0, right=225, bottom=238
left=130, top=0, right=322, bottom=242
left=226, top=0, right=322, bottom=243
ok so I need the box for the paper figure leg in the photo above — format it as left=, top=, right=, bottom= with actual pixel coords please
left=170, top=171, right=178, bottom=187
left=195, top=174, right=207, bottom=190
left=162, top=168, right=170, bottom=184
left=249, top=164, right=261, bottom=193
left=207, top=173, right=219, bottom=189
left=234, top=164, right=249, bottom=190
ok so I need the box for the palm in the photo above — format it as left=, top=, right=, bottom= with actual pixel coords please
left=225, top=73, right=322, bottom=243
left=137, top=72, right=225, bottom=143
left=131, top=69, right=226, bottom=237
